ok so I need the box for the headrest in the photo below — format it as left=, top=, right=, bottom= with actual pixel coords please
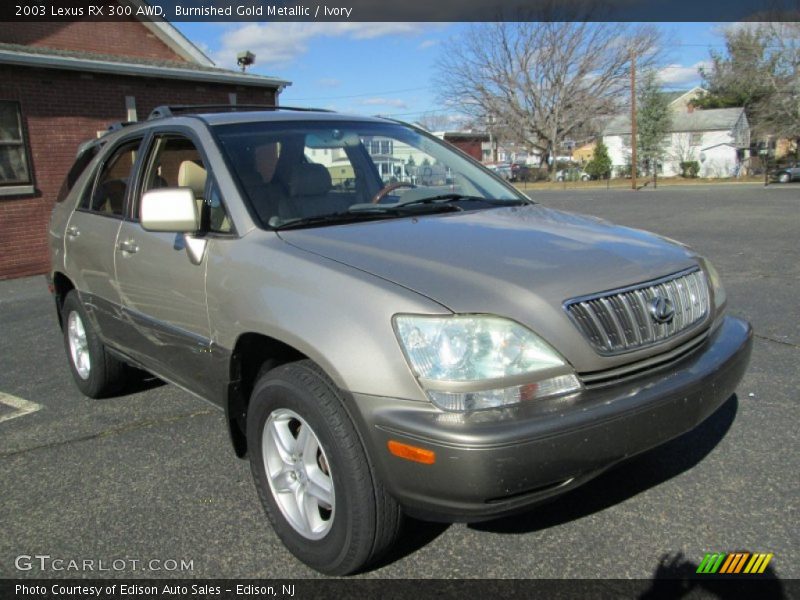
left=288, top=163, right=332, bottom=197
left=178, top=160, right=207, bottom=198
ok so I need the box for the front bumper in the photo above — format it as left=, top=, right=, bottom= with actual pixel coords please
left=350, top=316, right=752, bottom=521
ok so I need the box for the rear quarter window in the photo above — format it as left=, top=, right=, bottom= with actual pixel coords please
left=55, top=143, right=101, bottom=203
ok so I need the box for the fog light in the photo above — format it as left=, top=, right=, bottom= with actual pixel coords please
left=427, top=374, right=581, bottom=412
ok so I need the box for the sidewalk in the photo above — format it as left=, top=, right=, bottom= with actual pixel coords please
left=515, top=177, right=770, bottom=192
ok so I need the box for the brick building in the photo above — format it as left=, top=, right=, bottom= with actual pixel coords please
left=0, top=13, right=290, bottom=279
left=435, top=132, right=490, bottom=162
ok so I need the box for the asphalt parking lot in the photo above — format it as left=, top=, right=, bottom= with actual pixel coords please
left=1, top=183, right=797, bottom=581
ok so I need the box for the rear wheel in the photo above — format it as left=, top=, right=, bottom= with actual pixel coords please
left=61, top=290, right=126, bottom=398
left=778, top=172, right=791, bottom=183
left=247, top=359, right=402, bottom=575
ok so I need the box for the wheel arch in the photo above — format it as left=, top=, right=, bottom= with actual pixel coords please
left=226, top=332, right=310, bottom=458
left=52, top=271, right=75, bottom=329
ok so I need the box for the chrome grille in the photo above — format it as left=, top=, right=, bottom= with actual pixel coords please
left=565, top=268, right=710, bottom=355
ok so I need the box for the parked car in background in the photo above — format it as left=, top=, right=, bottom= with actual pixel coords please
left=50, top=106, right=751, bottom=576
left=771, top=162, right=800, bottom=183
left=556, top=167, right=591, bottom=182
left=486, top=162, right=513, bottom=181
left=510, top=162, right=528, bottom=181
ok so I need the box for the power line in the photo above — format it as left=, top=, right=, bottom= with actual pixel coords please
left=369, top=109, right=458, bottom=118
left=285, top=86, right=432, bottom=102
left=286, top=66, right=714, bottom=105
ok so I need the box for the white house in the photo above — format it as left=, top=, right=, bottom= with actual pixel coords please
left=603, top=102, right=751, bottom=178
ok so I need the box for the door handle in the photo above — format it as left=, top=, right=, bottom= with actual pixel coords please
left=66, top=225, right=80, bottom=239
left=117, top=239, right=139, bottom=254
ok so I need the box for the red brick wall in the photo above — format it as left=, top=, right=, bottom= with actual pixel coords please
left=448, top=139, right=484, bottom=162
left=0, top=65, right=277, bottom=279
left=0, top=18, right=186, bottom=62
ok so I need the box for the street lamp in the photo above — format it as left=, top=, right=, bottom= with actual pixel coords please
left=237, top=51, right=255, bottom=73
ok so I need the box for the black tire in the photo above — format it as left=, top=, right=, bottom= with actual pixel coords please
left=61, top=290, right=126, bottom=398
left=247, top=359, right=402, bottom=575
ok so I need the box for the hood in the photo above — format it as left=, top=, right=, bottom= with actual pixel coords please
left=278, top=205, right=699, bottom=372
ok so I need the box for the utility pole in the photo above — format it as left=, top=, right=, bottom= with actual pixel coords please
left=630, top=48, right=637, bottom=190
left=486, top=114, right=498, bottom=164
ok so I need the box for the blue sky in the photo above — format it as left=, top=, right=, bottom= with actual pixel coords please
left=174, top=22, right=731, bottom=121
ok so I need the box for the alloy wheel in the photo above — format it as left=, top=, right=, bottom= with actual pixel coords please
left=67, top=311, right=91, bottom=380
left=262, top=408, right=335, bottom=540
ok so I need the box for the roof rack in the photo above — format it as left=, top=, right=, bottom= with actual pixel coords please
left=106, top=121, right=137, bottom=132
left=76, top=135, right=109, bottom=157
left=147, top=104, right=335, bottom=120
left=77, top=121, right=140, bottom=155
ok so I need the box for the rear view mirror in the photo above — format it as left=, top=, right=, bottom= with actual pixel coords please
left=140, top=188, right=199, bottom=233
left=305, top=130, right=361, bottom=148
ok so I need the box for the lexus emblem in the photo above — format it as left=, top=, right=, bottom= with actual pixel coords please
left=648, top=296, right=675, bottom=324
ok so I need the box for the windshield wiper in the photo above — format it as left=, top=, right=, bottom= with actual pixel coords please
left=400, top=194, right=528, bottom=208
left=270, top=211, right=393, bottom=231
left=272, top=195, right=528, bottom=229
left=349, top=194, right=528, bottom=212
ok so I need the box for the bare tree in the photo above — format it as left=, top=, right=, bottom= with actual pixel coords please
left=415, top=112, right=463, bottom=132
left=669, top=132, right=699, bottom=176
left=670, top=133, right=697, bottom=164
left=433, top=22, right=663, bottom=175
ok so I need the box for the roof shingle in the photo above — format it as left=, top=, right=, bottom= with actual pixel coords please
left=603, top=107, right=745, bottom=136
left=0, top=42, right=289, bottom=88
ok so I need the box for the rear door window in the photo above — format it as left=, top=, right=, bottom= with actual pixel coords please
left=80, top=138, right=143, bottom=217
left=56, top=142, right=101, bottom=203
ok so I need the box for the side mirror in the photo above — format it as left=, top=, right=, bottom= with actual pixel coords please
left=140, top=188, right=199, bottom=233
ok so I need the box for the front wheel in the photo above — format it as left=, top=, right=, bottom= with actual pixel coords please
left=247, top=360, right=402, bottom=575
left=778, top=172, right=791, bottom=183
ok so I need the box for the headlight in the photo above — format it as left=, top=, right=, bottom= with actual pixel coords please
left=703, top=259, right=727, bottom=312
left=394, top=315, right=581, bottom=411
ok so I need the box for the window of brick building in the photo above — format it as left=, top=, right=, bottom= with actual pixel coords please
left=0, top=101, right=33, bottom=191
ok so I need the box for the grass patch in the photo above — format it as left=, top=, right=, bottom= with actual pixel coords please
left=514, top=176, right=766, bottom=192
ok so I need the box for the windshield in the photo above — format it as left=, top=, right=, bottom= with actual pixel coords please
left=213, top=120, right=528, bottom=229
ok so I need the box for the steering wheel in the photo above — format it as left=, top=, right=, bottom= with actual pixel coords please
left=371, top=181, right=416, bottom=204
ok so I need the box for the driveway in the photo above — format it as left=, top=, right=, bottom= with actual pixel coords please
left=0, top=184, right=797, bottom=581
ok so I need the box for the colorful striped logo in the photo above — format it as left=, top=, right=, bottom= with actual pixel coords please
left=697, top=552, right=774, bottom=574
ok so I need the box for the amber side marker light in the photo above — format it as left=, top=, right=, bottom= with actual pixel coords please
left=387, top=440, right=436, bottom=465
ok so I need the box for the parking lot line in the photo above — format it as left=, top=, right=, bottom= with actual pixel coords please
left=0, top=392, right=42, bottom=423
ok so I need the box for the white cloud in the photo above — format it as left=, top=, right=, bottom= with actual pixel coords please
left=359, top=98, right=409, bottom=109
left=215, top=22, right=439, bottom=69
left=659, top=61, right=710, bottom=85
left=317, top=78, right=342, bottom=88
left=418, top=39, right=439, bottom=50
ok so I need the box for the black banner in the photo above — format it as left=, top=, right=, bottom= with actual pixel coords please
left=1, top=0, right=799, bottom=22
left=1, top=578, right=795, bottom=600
